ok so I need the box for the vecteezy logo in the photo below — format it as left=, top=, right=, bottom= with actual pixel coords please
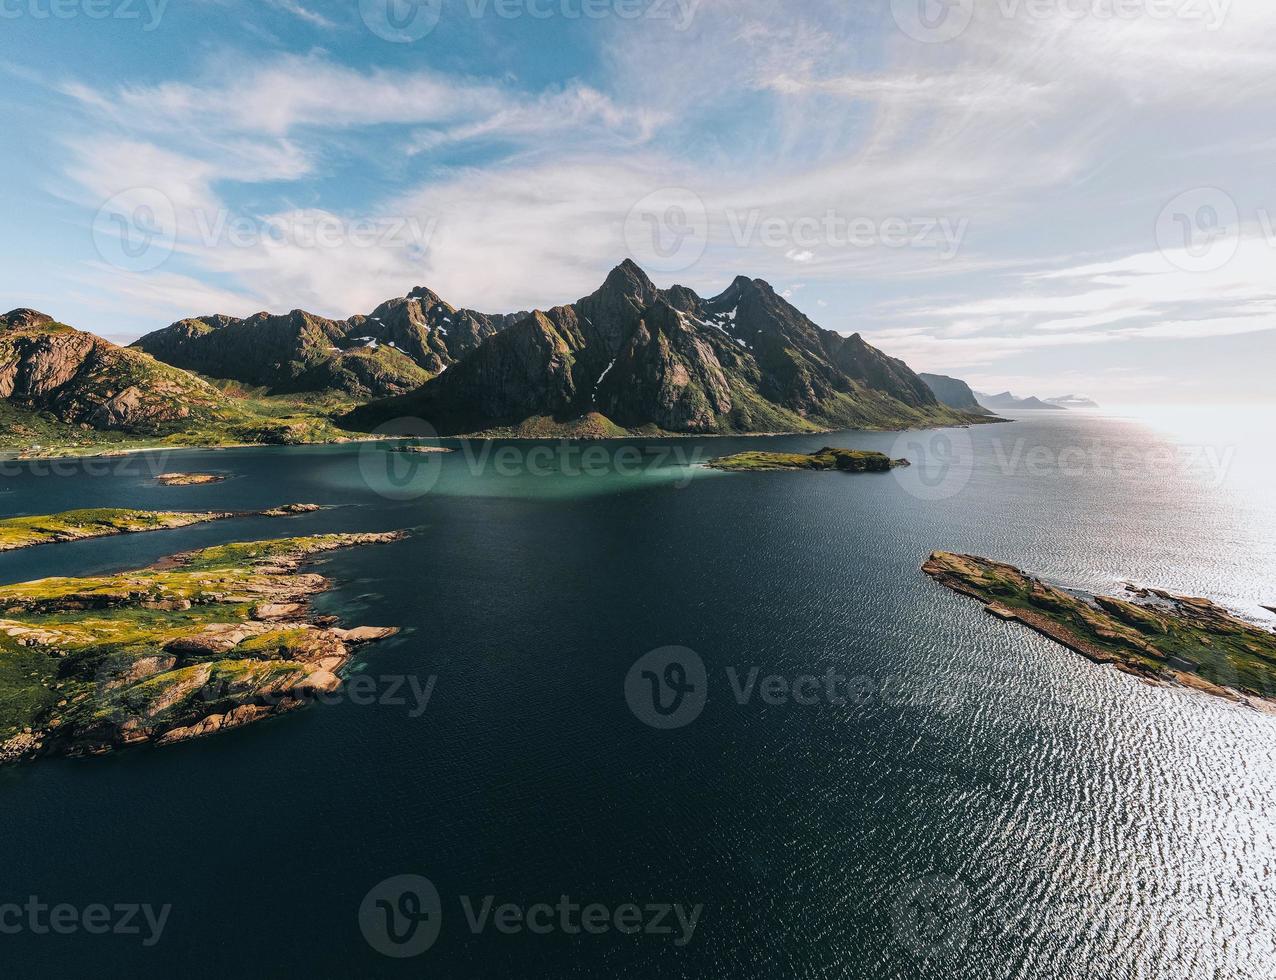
left=890, top=428, right=973, bottom=501
left=625, top=646, right=708, bottom=729
left=359, top=875, right=443, bottom=958
left=357, top=417, right=446, bottom=501
left=891, top=875, right=971, bottom=960
left=92, top=188, right=177, bottom=272
left=360, top=0, right=443, bottom=43
left=623, top=188, right=709, bottom=274
left=1156, top=187, right=1240, bottom=273
left=890, top=0, right=974, bottom=43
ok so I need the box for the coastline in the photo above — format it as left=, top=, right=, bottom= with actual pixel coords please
left=923, top=552, right=1276, bottom=713
left=0, top=435, right=395, bottom=464
left=0, top=530, right=407, bottom=767
left=0, top=503, right=323, bottom=554
left=2, top=415, right=1007, bottom=463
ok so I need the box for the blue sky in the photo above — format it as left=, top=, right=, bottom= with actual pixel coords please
left=1, top=0, right=1273, bottom=404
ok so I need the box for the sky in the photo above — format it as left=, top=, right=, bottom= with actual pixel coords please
left=1, top=0, right=1273, bottom=405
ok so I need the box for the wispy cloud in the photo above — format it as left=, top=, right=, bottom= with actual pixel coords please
left=267, top=0, right=337, bottom=29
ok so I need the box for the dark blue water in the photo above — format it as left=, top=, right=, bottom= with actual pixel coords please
left=1, top=409, right=1274, bottom=978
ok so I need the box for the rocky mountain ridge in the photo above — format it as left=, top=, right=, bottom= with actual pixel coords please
left=976, top=390, right=1065, bottom=412
left=4, top=261, right=996, bottom=449
left=341, top=261, right=988, bottom=436
left=131, top=289, right=527, bottom=399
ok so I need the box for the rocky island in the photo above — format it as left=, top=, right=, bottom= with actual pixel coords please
left=156, top=472, right=226, bottom=486
left=0, top=530, right=406, bottom=765
left=707, top=447, right=910, bottom=473
left=924, top=552, right=1276, bottom=707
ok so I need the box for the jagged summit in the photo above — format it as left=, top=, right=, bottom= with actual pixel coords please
left=594, top=258, right=660, bottom=304
left=131, top=287, right=520, bottom=399
left=612, top=257, right=655, bottom=284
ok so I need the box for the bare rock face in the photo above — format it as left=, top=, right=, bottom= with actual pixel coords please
left=598, top=301, right=734, bottom=432
left=253, top=602, right=307, bottom=620
left=334, top=626, right=400, bottom=644
left=114, top=655, right=179, bottom=687
left=0, top=331, right=98, bottom=399
left=165, top=623, right=273, bottom=656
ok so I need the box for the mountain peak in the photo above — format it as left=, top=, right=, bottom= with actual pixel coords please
left=709, top=275, right=774, bottom=309
left=2, top=308, right=55, bottom=331
left=407, top=285, right=451, bottom=309
left=602, top=258, right=656, bottom=294
left=616, top=257, right=650, bottom=277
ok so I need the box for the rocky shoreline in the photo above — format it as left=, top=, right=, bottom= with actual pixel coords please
left=0, top=530, right=406, bottom=766
left=923, top=552, right=1276, bottom=710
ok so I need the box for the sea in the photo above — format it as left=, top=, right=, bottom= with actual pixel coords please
left=1, top=405, right=1273, bottom=978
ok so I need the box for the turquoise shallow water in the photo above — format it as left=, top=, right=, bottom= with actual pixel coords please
left=0, top=409, right=1273, bottom=978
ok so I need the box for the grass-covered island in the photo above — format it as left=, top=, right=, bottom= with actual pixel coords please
left=0, top=531, right=405, bottom=765
left=924, top=552, right=1276, bottom=708
left=707, top=447, right=910, bottom=473
left=0, top=504, right=318, bottom=553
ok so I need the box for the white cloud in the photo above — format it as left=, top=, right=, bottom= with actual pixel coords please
left=267, top=0, right=337, bottom=29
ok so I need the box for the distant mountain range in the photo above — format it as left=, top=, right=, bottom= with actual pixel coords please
left=1, top=261, right=996, bottom=454
left=920, top=374, right=1100, bottom=414
left=1044, top=394, right=1100, bottom=409
left=975, top=391, right=1065, bottom=412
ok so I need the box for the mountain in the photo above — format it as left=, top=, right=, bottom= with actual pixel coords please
left=341, top=261, right=992, bottom=437
left=919, top=373, right=991, bottom=414
left=0, top=309, right=350, bottom=455
left=1046, top=394, right=1100, bottom=409
left=1, top=308, right=235, bottom=433
left=131, top=289, right=526, bottom=400
left=975, top=391, right=1065, bottom=412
